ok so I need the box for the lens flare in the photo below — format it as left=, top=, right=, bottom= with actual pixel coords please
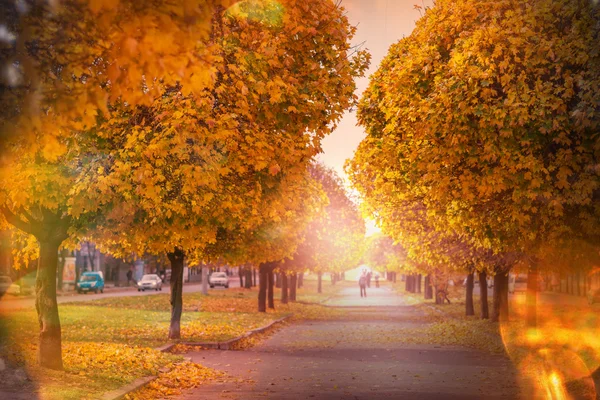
left=499, top=300, right=599, bottom=399
left=548, top=371, right=567, bottom=399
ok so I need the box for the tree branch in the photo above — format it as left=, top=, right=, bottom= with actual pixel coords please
left=1, top=206, right=35, bottom=235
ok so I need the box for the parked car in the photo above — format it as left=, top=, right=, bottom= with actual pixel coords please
left=588, top=289, right=600, bottom=305
left=77, top=271, right=105, bottom=294
left=209, top=272, right=229, bottom=288
left=137, top=274, right=163, bottom=292
left=0, top=276, right=21, bottom=295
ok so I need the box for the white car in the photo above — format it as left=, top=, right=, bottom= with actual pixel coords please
left=209, top=272, right=229, bottom=288
left=137, top=274, right=163, bottom=291
left=0, top=276, right=21, bottom=295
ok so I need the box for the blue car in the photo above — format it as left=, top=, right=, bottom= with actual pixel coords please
left=76, top=272, right=105, bottom=294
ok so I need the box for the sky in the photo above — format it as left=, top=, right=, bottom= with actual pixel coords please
left=317, top=0, right=432, bottom=235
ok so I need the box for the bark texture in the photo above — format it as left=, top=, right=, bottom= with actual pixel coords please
left=258, top=263, right=268, bottom=312
left=244, top=267, right=252, bottom=289
left=201, top=265, right=208, bottom=295
left=492, top=271, right=509, bottom=323
left=290, top=273, right=297, bottom=302
left=479, top=271, right=489, bottom=319
left=465, top=272, right=475, bottom=316
left=167, top=248, right=185, bottom=340
left=281, top=273, right=289, bottom=304
left=267, top=265, right=275, bottom=309
left=424, top=275, right=433, bottom=299
left=36, top=240, right=63, bottom=370
left=1, top=207, right=70, bottom=370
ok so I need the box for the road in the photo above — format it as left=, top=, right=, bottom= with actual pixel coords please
left=0, top=277, right=240, bottom=311
left=178, top=286, right=521, bottom=400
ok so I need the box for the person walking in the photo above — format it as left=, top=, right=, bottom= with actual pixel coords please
left=375, top=274, right=380, bottom=288
left=366, top=271, right=372, bottom=288
left=359, top=272, right=367, bottom=298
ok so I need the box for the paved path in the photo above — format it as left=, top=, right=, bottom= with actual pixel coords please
left=0, top=278, right=239, bottom=311
left=324, top=285, right=406, bottom=307
left=178, top=286, right=520, bottom=400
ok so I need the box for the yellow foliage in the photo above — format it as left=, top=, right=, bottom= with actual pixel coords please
left=347, top=0, right=600, bottom=275
left=125, top=361, right=225, bottom=400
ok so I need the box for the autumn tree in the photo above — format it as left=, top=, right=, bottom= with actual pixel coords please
left=91, top=0, right=367, bottom=326
left=279, top=164, right=364, bottom=296
left=0, top=0, right=235, bottom=151
left=0, top=0, right=368, bottom=368
left=364, top=235, right=404, bottom=283
left=349, top=0, right=599, bottom=325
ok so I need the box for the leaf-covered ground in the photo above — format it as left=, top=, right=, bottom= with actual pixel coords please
left=392, top=282, right=600, bottom=398
left=176, top=301, right=521, bottom=399
left=0, top=278, right=346, bottom=400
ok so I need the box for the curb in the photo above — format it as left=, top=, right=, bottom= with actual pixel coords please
left=101, top=315, right=291, bottom=400
left=295, top=300, right=334, bottom=307
left=100, top=375, right=157, bottom=400
left=160, top=315, right=291, bottom=351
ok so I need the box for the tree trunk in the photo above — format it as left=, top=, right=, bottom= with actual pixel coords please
left=281, top=273, right=289, bottom=304
left=253, top=268, right=257, bottom=287
left=492, top=271, right=509, bottom=323
left=424, top=275, right=433, bottom=299
left=298, top=272, right=303, bottom=288
left=416, top=274, right=422, bottom=293
left=36, top=240, right=63, bottom=370
left=258, top=263, right=268, bottom=312
left=267, top=265, right=275, bottom=309
left=167, top=248, right=185, bottom=340
left=435, top=287, right=442, bottom=305
left=341, top=271, right=345, bottom=281
left=239, top=266, right=244, bottom=287
left=290, top=273, right=297, bottom=302
left=405, top=275, right=410, bottom=292
left=317, top=272, right=322, bottom=293
left=479, top=271, right=489, bottom=319
left=500, top=272, right=509, bottom=321
left=245, top=267, right=252, bottom=289
left=393, top=272, right=397, bottom=283
left=201, top=265, right=209, bottom=295
left=1, top=208, right=70, bottom=369
left=465, top=272, right=475, bottom=316
left=275, top=271, right=281, bottom=288
left=526, top=261, right=538, bottom=328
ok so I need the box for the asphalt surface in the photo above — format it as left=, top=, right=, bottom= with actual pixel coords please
left=0, top=278, right=240, bottom=311
left=178, top=287, right=521, bottom=400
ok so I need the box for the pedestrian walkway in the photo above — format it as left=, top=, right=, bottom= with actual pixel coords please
left=325, top=285, right=407, bottom=307
left=177, top=288, right=519, bottom=400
